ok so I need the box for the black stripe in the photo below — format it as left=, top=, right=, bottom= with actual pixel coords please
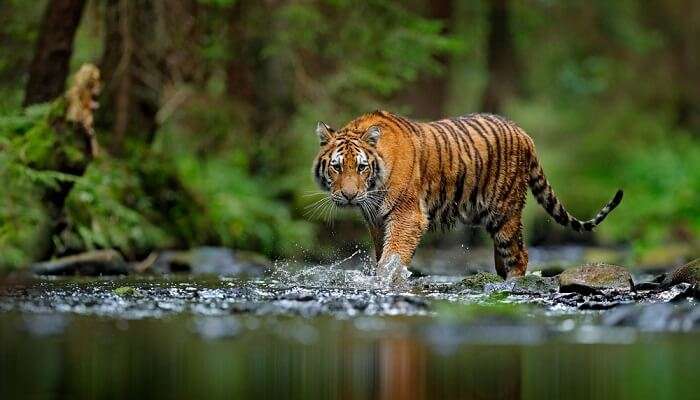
left=447, top=119, right=471, bottom=162
left=483, top=116, right=504, bottom=206
left=555, top=204, right=570, bottom=225
left=453, top=118, right=482, bottom=206
left=429, top=125, right=446, bottom=211
left=432, top=122, right=454, bottom=168
left=465, top=118, right=494, bottom=202
left=432, top=122, right=458, bottom=220
left=453, top=170, right=466, bottom=210
left=499, top=130, right=521, bottom=204
left=571, top=219, right=582, bottom=231
left=545, top=190, right=556, bottom=214
left=460, top=119, right=485, bottom=205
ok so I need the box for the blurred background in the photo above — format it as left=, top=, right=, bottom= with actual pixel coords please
left=1, top=0, right=698, bottom=271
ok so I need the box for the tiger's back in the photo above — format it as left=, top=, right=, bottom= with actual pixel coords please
left=409, top=113, right=535, bottom=232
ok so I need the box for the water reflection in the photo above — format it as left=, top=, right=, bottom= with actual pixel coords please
left=1, top=314, right=698, bottom=400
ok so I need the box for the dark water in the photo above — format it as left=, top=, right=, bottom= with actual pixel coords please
left=0, top=261, right=698, bottom=400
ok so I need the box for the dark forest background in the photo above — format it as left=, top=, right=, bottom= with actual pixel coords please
left=1, top=0, right=698, bottom=270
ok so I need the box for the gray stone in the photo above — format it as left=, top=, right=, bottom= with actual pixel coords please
left=152, top=247, right=270, bottom=276
left=558, top=263, right=634, bottom=293
left=483, top=274, right=558, bottom=295
left=602, top=302, right=699, bottom=332
left=31, top=250, right=128, bottom=276
left=510, top=275, right=559, bottom=294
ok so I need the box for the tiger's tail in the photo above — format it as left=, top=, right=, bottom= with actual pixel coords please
left=528, top=158, right=623, bottom=232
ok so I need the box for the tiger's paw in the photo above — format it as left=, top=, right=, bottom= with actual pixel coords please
left=376, top=253, right=412, bottom=289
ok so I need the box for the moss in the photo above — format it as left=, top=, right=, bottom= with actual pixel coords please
left=113, top=286, right=138, bottom=297
left=459, top=271, right=504, bottom=291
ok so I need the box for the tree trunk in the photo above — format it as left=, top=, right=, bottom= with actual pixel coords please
left=401, top=0, right=453, bottom=119
left=481, top=0, right=521, bottom=114
left=225, top=2, right=296, bottom=172
left=41, top=64, right=102, bottom=260
left=98, top=0, right=162, bottom=154
left=23, top=0, right=86, bottom=106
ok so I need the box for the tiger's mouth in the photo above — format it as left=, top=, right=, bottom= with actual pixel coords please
left=331, top=192, right=367, bottom=207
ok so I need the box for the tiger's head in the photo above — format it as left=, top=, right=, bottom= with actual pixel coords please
left=312, top=121, right=386, bottom=207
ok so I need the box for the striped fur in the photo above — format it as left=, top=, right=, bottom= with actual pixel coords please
left=312, top=111, right=623, bottom=278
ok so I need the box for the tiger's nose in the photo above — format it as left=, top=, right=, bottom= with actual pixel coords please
left=341, top=190, right=357, bottom=202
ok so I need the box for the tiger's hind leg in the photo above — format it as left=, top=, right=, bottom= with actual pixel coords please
left=489, top=215, right=528, bottom=279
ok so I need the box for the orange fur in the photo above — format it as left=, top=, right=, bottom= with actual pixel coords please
left=313, top=111, right=622, bottom=278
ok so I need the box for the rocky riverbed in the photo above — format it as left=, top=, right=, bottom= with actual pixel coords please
left=1, top=255, right=697, bottom=332
left=1, top=249, right=698, bottom=400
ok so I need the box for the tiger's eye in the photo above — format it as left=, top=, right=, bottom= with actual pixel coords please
left=358, top=163, right=368, bottom=172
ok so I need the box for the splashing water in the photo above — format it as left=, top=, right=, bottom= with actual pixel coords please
left=267, top=250, right=411, bottom=291
left=375, top=254, right=412, bottom=289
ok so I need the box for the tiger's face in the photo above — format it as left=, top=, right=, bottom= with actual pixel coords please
left=312, top=121, right=385, bottom=207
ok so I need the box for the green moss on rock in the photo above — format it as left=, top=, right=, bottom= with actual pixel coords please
left=459, top=271, right=504, bottom=291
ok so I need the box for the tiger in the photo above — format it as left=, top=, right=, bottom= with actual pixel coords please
left=312, top=110, right=623, bottom=279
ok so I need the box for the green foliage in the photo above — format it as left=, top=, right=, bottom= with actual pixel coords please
left=0, top=152, right=52, bottom=269
left=0, top=0, right=46, bottom=111
left=1, top=104, right=183, bottom=268
left=2, top=0, right=699, bottom=269
left=0, top=102, right=71, bottom=269
left=57, top=158, right=174, bottom=258
left=158, top=97, right=317, bottom=257
left=267, top=0, right=462, bottom=103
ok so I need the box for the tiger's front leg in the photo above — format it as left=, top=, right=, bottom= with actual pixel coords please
left=376, top=201, right=428, bottom=277
left=368, top=224, right=384, bottom=263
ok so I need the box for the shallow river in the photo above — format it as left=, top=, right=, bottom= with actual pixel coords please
left=0, top=251, right=698, bottom=400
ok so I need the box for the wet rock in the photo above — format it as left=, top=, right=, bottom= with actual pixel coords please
left=536, top=265, right=565, bottom=278
left=459, top=271, right=503, bottom=291
left=31, top=250, right=128, bottom=276
left=152, top=247, right=270, bottom=276
left=633, top=282, right=661, bottom=291
left=509, top=275, right=558, bottom=294
left=483, top=275, right=558, bottom=295
left=662, top=259, right=700, bottom=287
left=278, top=289, right=316, bottom=302
left=669, top=283, right=698, bottom=302
left=558, top=263, right=633, bottom=294
left=602, top=303, right=699, bottom=332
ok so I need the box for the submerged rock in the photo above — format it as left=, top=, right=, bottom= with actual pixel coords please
left=31, top=250, right=128, bottom=276
left=511, top=275, right=558, bottom=294
left=602, top=302, right=699, bottom=332
left=459, top=271, right=503, bottom=291
left=152, top=247, right=270, bottom=276
left=558, top=263, right=633, bottom=294
left=483, top=274, right=558, bottom=295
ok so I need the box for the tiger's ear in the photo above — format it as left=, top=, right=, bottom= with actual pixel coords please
left=316, top=121, right=334, bottom=145
left=363, top=125, right=381, bottom=146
